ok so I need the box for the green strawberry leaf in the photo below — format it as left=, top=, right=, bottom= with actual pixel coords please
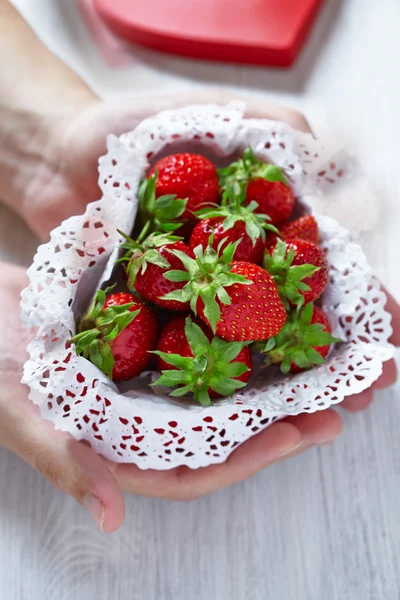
left=218, top=147, right=288, bottom=198
left=281, top=356, right=292, bottom=374
left=88, top=340, right=103, bottom=370
left=156, top=370, right=189, bottom=385
left=155, top=198, right=187, bottom=221
left=159, top=222, right=183, bottom=233
left=160, top=238, right=251, bottom=331
left=257, top=164, right=287, bottom=184
left=300, top=303, right=314, bottom=325
left=70, top=290, right=141, bottom=380
left=169, top=384, right=194, bottom=397
left=218, top=340, right=249, bottom=363
left=72, top=329, right=100, bottom=355
left=305, top=347, right=326, bottom=365
left=185, top=318, right=211, bottom=356
left=153, top=194, right=179, bottom=210
left=263, top=337, right=276, bottom=352
left=98, top=342, right=115, bottom=379
left=194, top=386, right=212, bottom=407
left=151, top=350, right=193, bottom=371
left=290, top=264, right=320, bottom=280
left=138, top=171, right=188, bottom=229
left=215, top=283, right=232, bottom=306
left=200, top=287, right=221, bottom=333
left=163, top=270, right=190, bottom=282
left=162, top=288, right=192, bottom=303
left=210, top=376, right=246, bottom=396
left=264, top=241, right=320, bottom=308
left=143, top=249, right=171, bottom=270
left=225, top=362, right=249, bottom=377
left=259, top=303, right=341, bottom=373
left=193, top=355, right=208, bottom=373
left=152, top=317, right=250, bottom=405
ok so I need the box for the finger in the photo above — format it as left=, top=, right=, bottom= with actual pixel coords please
left=284, top=409, right=343, bottom=445
left=114, top=409, right=342, bottom=500
left=102, top=90, right=312, bottom=138
left=167, top=409, right=341, bottom=495
left=338, top=286, right=399, bottom=412
left=341, top=358, right=398, bottom=412
left=181, top=90, right=312, bottom=132
left=252, top=409, right=344, bottom=465
left=372, top=359, right=398, bottom=389
left=0, top=373, right=125, bottom=533
left=340, top=388, right=374, bottom=412
left=114, top=420, right=302, bottom=500
left=383, top=288, right=400, bottom=346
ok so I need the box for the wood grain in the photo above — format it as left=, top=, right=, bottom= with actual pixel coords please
left=1, top=0, right=400, bottom=598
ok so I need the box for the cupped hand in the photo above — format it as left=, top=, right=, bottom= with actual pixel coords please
left=22, top=91, right=313, bottom=241
left=4, top=96, right=398, bottom=533
left=1, top=260, right=398, bottom=533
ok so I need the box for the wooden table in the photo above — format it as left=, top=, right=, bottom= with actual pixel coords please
left=1, top=0, right=399, bottom=598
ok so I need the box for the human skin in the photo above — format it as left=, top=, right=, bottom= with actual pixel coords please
left=0, top=0, right=398, bottom=533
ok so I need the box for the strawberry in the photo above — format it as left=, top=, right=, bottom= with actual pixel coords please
left=261, top=303, right=340, bottom=373
left=264, top=215, right=319, bottom=250
left=218, top=147, right=295, bottom=225
left=142, top=153, right=220, bottom=228
left=190, top=217, right=265, bottom=264
left=190, top=183, right=279, bottom=264
left=138, top=170, right=188, bottom=233
left=70, top=290, right=158, bottom=381
left=119, top=227, right=195, bottom=311
left=280, top=215, right=319, bottom=244
left=264, top=238, right=328, bottom=308
left=161, top=239, right=287, bottom=342
left=152, top=316, right=252, bottom=405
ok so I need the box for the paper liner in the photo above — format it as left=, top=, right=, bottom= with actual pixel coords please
left=21, top=103, right=394, bottom=469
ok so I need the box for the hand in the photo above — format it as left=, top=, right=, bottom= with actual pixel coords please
left=19, top=91, right=315, bottom=240
left=1, top=5, right=397, bottom=532
left=1, top=258, right=398, bottom=533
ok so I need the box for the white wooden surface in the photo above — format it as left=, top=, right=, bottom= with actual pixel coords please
left=1, top=0, right=400, bottom=598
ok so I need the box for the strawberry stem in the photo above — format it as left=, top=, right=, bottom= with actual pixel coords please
left=260, top=303, right=341, bottom=373
left=161, top=237, right=252, bottom=333
left=263, top=238, right=319, bottom=309
left=152, top=317, right=250, bottom=405
left=218, top=146, right=288, bottom=194
left=138, top=170, right=188, bottom=232
left=195, top=181, right=279, bottom=248
left=70, top=290, right=140, bottom=379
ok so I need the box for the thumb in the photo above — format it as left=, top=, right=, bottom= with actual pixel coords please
left=0, top=373, right=125, bottom=533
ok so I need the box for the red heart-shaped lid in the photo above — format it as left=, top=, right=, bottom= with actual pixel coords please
left=94, top=0, right=323, bottom=67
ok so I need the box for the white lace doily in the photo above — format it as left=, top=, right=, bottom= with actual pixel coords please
left=21, top=103, right=394, bottom=470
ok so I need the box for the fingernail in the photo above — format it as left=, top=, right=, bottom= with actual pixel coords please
left=107, top=461, right=118, bottom=474
left=277, top=440, right=304, bottom=458
left=83, top=493, right=105, bottom=532
left=317, top=438, right=336, bottom=446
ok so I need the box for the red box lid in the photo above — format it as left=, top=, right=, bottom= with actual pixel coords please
left=94, top=0, right=324, bottom=68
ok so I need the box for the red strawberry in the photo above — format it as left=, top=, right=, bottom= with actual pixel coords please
left=261, top=303, right=339, bottom=373
left=146, top=153, right=220, bottom=223
left=219, top=147, right=295, bottom=225
left=190, top=183, right=279, bottom=264
left=280, top=215, right=319, bottom=244
left=190, top=218, right=265, bottom=264
left=119, top=228, right=195, bottom=311
left=161, top=239, right=287, bottom=342
left=153, top=316, right=252, bottom=405
left=138, top=170, right=188, bottom=234
left=246, top=179, right=294, bottom=225
left=264, top=238, right=328, bottom=308
left=70, top=291, right=158, bottom=381
left=265, top=215, right=319, bottom=250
